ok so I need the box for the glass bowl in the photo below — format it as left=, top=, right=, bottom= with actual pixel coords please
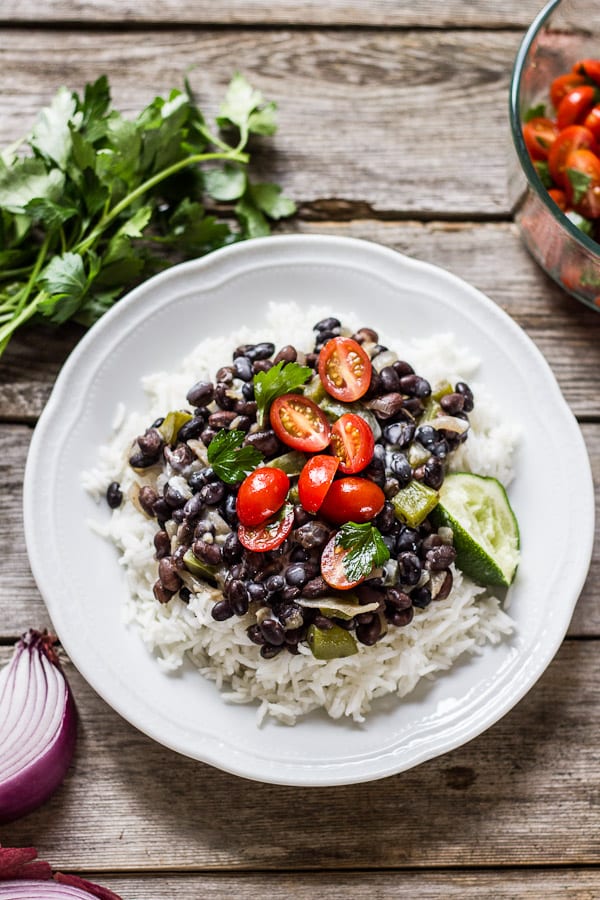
left=509, top=0, right=600, bottom=311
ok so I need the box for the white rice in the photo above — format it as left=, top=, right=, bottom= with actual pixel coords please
left=83, top=301, right=519, bottom=725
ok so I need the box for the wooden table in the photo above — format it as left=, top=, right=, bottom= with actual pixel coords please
left=1, top=2, right=599, bottom=897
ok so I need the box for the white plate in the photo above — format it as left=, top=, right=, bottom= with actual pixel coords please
left=24, top=234, right=594, bottom=786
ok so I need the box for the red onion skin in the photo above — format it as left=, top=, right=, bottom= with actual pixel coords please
left=0, top=632, right=78, bottom=824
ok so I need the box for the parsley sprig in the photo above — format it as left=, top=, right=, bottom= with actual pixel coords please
left=206, top=429, right=263, bottom=484
left=253, top=360, right=312, bottom=427
left=335, top=522, right=390, bottom=583
left=0, top=72, right=295, bottom=357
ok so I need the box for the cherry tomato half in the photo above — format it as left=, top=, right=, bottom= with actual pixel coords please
left=522, top=116, right=558, bottom=161
left=298, top=455, right=339, bottom=514
left=236, top=466, right=290, bottom=527
left=318, top=337, right=372, bottom=402
left=270, top=394, right=331, bottom=452
left=550, top=72, right=586, bottom=109
left=564, top=147, right=600, bottom=218
left=237, top=503, right=294, bottom=552
left=548, top=187, right=568, bottom=211
left=548, top=125, right=597, bottom=187
left=583, top=106, right=600, bottom=142
left=319, top=477, right=385, bottom=525
left=556, top=86, right=597, bottom=131
left=330, top=413, right=375, bottom=474
left=320, top=535, right=365, bottom=590
left=573, top=59, right=600, bottom=85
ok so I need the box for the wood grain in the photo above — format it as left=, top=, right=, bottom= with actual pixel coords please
left=1, top=640, right=598, bottom=869
left=0, top=28, right=521, bottom=216
left=0, top=0, right=548, bottom=28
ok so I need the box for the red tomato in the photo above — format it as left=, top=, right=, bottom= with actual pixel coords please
left=330, top=413, right=375, bottom=474
left=550, top=72, right=586, bottom=109
left=270, top=394, right=331, bottom=452
left=318, top=337, right=372, bottom=402
left=298, top=455, right=339, bottom=514
left=237, top=503, right=294, bottom=552
left=320, top=535, right=365, bottom=590
left=236, top=466, right=290, bottom=527
left=583, top=106, right=600, bottom=142
left=564, top=147, right=600, bottom=217
left=572, top=59, right=600, bottom=85
left=319, top=477, right=385, bottom=525
left=548, top=188, right=568, bottom=211
left=556, top=86, right=597, bottom=130
left=548, top=125, right=596, bottom=187
left=522, top=117, right=558, bottom=161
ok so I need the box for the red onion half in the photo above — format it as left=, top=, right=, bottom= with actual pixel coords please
left=0, top=631, right=77, bottom=823
left=0, top=847, right=123, bottom=900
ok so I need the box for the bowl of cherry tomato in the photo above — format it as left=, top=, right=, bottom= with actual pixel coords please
left=509, top=0, right=600, bottom=310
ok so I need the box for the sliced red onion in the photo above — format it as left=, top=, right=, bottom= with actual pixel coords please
left=0, top=847, right=123, bottom=900
left=0, top=631, right=77, bottom=824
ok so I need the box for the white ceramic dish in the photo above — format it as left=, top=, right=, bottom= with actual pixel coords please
left=24, top=234, right=594, bottom=786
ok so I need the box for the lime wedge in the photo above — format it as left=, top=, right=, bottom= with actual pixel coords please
left=431, top=473, right=520, bottom=587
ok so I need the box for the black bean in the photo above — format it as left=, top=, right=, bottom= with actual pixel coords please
left=177, top=416, right=205, bottom=442
left=152, top=416, right=165, bottom=428
left=213, top=383, right=235, bottom=412
left=247, top=624, right=266, bottom=645
left=388, top=606, right=414, bottom=626
left=246, top=342, right=276, bottom=361
left=421, top=533, right=443, bottom=553
left=252, top=359, right=273, bottom=374
left=274, top=345, right=297, bottom=364
left=137, top=428, right=164, bottom=459
left=200, top=427, right=217, bottom=446
left=221, top=492, right=239, bottom=526
left=397, top=551, right=422, bottom=586
left=182, top=493, right=204, bottom=520
left=153, top=530, right=171, bottom=559
left=434, top=569, right=453, bottom=601
left=356, top=617, right=382, bottom=646
left=440, top=392, right=465, bottom=415
left=352, top=326, right=378, bottom=344
left=179, top=587, right=192, bottom=603
left=402, top=397, right=424, bottom=417
left=384, top=421, right=415, bottom=449
left=281, top=585, right=301, bottom=602
left=247, top=581, right=268, bottom=603
left=233, top=398, right=258, bottom=418
left=233, top=344, right=254, bottom=359
left=455, top=381, right=474, bottom=412
left=430, top=439, right=450, bottom=460
left=399, top=374, right=431, bottom=398
left=186, top=380, right=214, bottom=406
left=158, top=557, right=181, bottom=592
left=280, top=603, right=304, bottom=630
left=314, top=317, right=341, bottom=333
left=295, top=521, right=331, bottom=549
left=164, top=485, right=187, bottom=509
left=411, top=586, right=432, bottom=608
left=164, top=444, right=194, bottom=471
left=392, top=359, right=414, bottom=378
left=129, top=451, right=157, bottom=469
left=212, top=600, right=234, bottom=621
left=379, top=366, right=401, bottom=393
left=222, top=531, right=243, bottom=564
left=192, top=539, right=223, bottom=566
left=370, top=343, right=388, bottom=358
left=301, top=576, right=329, bottom=598
left=314, top=614, right=334, bottom=630
left=314, top=329, right=338, bottom=349
left=425, top=544, right=457, bottom=571
left=138, top=485, right=158, bottom=516
left=285, top=563, right=308, bottom=587
left=153, top=581, right=174, bottom=604
left=396, top=527, right=419, bottom=554
left=375, top=502, right=396, bottom=534
left=290, top=545, right=311, bottom=562
left=241, top=382, right=255, bottom=400
left=265, top=574, right=285, bottom=594
left=389, top=452, right=412, bottom=487
left=244, top=429, right=282, bottom=456
left=304, top=352, right=318, bottom=369
left=152, top=498, right=171, bottom=524
left=106, top=481, right=123, bottom=508
left=216, top=366, right=234, bottom=384
left=189, top=467, right=217, bottom=493
left=209, top=410, right=238, bottom=430
left=415, top=424, right=438, bottom=448
left=355, top=611, right=374, bottom=625
left=423, top=456, right=445, bottom=490
left=365, top=393, right=406, bottom=419
left=199, top=482, right=226, bottom=506
left=260, top=644, right=284, bottom=659
left=260, top=617, right=286, bottom=646
left=385, top=587, right=412, bottom=610
left=232, top=356, right=254, bottom=381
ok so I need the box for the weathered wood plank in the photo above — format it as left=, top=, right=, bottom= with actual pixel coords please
left=1, top=640, right=598, bottom=868
left=55, top=870, right=600, bottom=899
left=0, top=29, right=522, bottom=216
left=2, top=222, right=600, bottom=422
left=0, top=1, right=548, bottom=28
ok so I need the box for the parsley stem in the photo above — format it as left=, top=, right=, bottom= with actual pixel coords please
left=0, top=235, right=51, bottom=352
left=74, top=149, right=249, bottom=257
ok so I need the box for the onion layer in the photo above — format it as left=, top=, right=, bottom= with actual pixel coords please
left=0, top=847, right=123, bottom=900
left=0, top=631, right=77, bottom=824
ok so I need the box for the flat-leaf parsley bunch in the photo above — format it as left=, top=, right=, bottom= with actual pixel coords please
left=0, top=73, right=295, bottom=357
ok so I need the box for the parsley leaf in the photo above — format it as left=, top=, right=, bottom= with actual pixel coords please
left=253, top=361, right=313, bottom=427
left=335, top=522, right=390, bottom=583
left=566, top=167, right=592, bottom=205
left=534, top=161, right=552, bottom=189
left=206, top=429, right=263, bottom=484
left=524, top=103, right=546, bottom=123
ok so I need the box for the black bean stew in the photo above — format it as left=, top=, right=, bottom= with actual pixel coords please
left=107, top=318, right=474, bottom=661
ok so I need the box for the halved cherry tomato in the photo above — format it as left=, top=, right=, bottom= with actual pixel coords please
left=573, top=59, right=600, bottom=85
left=522, top=116, right=558, bottom=161
left=548, top=125, right=597, bottom=187
left=236, top=466, right=289, bottom=527
left=330, top=413, right=374, bottom=474
left=548, top=188, right=568, bottom=211
left=320, top=534, right=365, bottom=590
left=550, top=72, right=586, bottom=109
left=270, top=394, right=331, bottom=452
left=564, top=147, right=600, bottom=218
left=319, top=477, right=385, bottom=525
left=237, top=503, right=294, bottom=552
left=318, top=337, right=372, bottom=402
left=583, top=106, right=600, bottom=141
left=556, top=86, right=597, bottom=130
left=298, top=455, right=339, bottom=514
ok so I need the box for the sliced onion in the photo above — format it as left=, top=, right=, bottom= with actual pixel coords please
left=0, top=847, right=123, bottom=899
left=433, top=414, right=469, bottom=434
left=0, top=631, right=77, bottom=824
left=297, top=597, right=380, bottom=618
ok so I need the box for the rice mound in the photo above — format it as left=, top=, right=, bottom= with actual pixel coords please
left=82, top=301, right=519, bottom=725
